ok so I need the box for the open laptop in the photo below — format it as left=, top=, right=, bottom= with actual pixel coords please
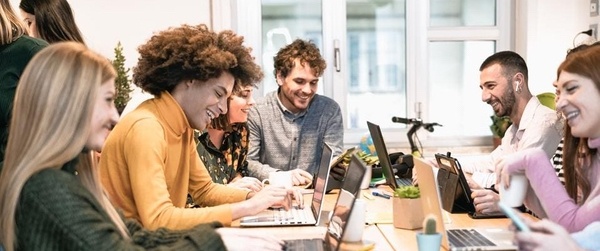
left=435, top=153, right=506, bottom=219
left=284, top=153, right=368, bottom=251
left=240, top=142, right=334, bottom=227
left=367, top=121, right=412, bottom=189
left=414, top=157, right=516, bottom=251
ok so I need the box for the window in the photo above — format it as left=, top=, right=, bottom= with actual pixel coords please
left=234, top=0, right=511, bottom=148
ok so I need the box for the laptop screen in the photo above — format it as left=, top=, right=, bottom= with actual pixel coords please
left=325, top=153, right=367, bottom=249
left=367, top=121, right=398, bottom=189
left=312, top=143, right=334, bottom=223
left=414, top=157, right=451, bottom=250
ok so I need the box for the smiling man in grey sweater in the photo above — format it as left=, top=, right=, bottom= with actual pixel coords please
left=247, top=39, right=344, bottom=186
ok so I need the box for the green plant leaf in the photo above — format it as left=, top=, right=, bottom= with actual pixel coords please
left=393, top=185, right=420, bottom=199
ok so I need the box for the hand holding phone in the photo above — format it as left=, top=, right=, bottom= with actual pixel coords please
left=498, top=202, right=530, bottom=232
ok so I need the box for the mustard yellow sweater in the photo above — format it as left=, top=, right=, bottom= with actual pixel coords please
left=100, top=92, right=249, bottom=230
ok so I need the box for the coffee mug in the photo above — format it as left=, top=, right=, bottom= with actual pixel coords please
left=262, top=171, right=293, bottom=189
left=499, top=174, right=529, bottom=207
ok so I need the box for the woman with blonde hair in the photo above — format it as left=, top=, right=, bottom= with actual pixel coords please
left=0, top=0, right=47, bottom=162
left=0, top=42, right=284, bottom=251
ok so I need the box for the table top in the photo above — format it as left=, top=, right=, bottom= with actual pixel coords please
left=231, top=186, right=520, bottom=251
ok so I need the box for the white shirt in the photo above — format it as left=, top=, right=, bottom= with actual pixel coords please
left=461, top=97, right=564, bottom=188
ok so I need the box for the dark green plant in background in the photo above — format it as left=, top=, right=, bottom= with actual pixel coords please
left=112, top=42, right=133, bottom=115
left=490, top=115, right=512, bottom=138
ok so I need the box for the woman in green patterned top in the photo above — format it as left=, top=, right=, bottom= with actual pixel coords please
left=197, top=83, right=263, bottom=192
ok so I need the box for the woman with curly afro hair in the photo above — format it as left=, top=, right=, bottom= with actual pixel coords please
left=99, top=24, right=303, bottom=231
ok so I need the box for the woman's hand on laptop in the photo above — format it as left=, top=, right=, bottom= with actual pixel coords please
left=217, top=228, right=284, bottom=251
left=228, top=177, right=263, bottom=192
left=288, top=169, right=313, bottom=186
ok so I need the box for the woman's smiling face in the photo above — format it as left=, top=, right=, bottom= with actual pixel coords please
left=556, top=71, right=600, bottom=138
left=228, top=87, right=255, bottom=123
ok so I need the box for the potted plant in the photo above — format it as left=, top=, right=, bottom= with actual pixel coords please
left=490, top=115, right=511, bottom=148
left=392, top=185, right=424, bottom=229
left=416, top=214, right=442, bottom=251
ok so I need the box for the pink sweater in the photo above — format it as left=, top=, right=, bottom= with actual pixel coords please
left=504, top=137, right=600, bottom=232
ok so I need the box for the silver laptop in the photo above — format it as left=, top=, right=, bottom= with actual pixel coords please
left=367, top=121, right=412, bottom=189
left=283, top=153, right=368, bottom=251
left=239, top=142, right=334, bottom=227
left=414, top=157, right=516, bottom=251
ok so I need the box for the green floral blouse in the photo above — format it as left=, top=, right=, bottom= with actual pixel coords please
left=196, top=123, right=249, bottom=184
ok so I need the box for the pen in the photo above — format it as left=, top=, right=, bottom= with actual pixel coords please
left=372, top=191, right=391, bottom=199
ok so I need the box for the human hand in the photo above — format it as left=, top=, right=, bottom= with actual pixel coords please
left=247, top=186, right=303, bottom=213
left=216, top=228, right=284, bottom=251
left=270, top=187, right=304, bottom=210
left=228, top=177, right=263, bottom=192
left=288, top=169, right=313, bottom=186
left=515, top=219, right=584, bottom=251
left=330, top=163, right=346, bottom=181
left=495, top=152, right=528, bottom=189
left=471, top=189, right=500, bottom=214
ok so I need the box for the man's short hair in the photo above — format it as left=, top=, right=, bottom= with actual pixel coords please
left=479, top=51, right=528, bottom=83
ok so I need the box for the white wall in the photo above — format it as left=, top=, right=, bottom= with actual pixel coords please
left=515, top=0, right=589, bottom=95
left=9, top=0, right=593, bottom=101
left=9, top=0, right=212, bottom=71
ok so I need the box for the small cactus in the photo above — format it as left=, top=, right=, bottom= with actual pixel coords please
left=423, top=214, right=437, bottom=235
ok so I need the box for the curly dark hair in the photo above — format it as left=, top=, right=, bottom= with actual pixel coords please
left=133, top=24, right=263, bottom=96
left=273, top=39, right=326, bottom=79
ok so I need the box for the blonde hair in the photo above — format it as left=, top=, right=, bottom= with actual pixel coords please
left=0, top=0, right=28, bottom=45
left=0, top=42, right=129, bottom=251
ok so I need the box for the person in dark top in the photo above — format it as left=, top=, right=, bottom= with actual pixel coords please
left=0, top=0, right=47, bottom=163
left=19, top=0, right=86, bottom=44
left=197, top=83, right=263, bottom=192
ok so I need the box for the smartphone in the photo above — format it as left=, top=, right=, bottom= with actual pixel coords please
left=498, top=202, right=531, bottom=232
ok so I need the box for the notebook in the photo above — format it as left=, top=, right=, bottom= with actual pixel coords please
left=434, top=153, right=506, bottom=219
left=414, top=157, right=516, bottom=251
left=239, top=142, right=334, bottom=227
left=283, top=153, right=368, bottom=251
left=367, top=121, right=413, bottom=189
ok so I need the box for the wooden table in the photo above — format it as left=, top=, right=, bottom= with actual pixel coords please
left=377, top=213, right=513, bottom=251
left=232, top=186, right=521, bottom=251
left=231, top=188, right=394, bottom=250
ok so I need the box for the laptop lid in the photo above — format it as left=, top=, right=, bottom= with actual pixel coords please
left=415, top=157, right=516, bottom=251
left=312, top=142, right=335, bottom=225
left=239, top=142, right=334, bottom=227
left=367, top=121, right=398, bottom=189
left=324, top=153, right=367, bottom=251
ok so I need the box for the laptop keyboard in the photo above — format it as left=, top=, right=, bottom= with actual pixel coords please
left=396, top=177, right=413, bottom=186
left=284, top=239, right=325, bottom=251
left=448, top=229, right=496, bottom=248
left=273, top=206, right=311, bottom=223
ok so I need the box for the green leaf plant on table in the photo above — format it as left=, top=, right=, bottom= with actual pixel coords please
left=392, top=185, right=424, bottom=229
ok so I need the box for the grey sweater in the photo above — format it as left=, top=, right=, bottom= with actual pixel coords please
left=247, top=91, right=344, bottom=180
